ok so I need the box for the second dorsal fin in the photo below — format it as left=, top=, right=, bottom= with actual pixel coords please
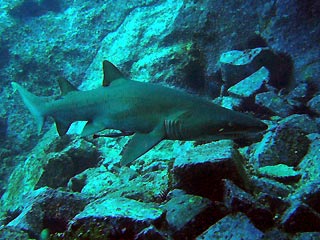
left=57, top=77, right=78, bottom=96
left=102, top=60, right=125, bottom=86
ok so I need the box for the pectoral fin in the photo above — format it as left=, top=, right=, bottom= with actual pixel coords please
left=120, top=125, right=164, bottom=166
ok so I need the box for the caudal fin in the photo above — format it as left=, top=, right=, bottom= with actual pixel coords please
left=11, top=82, right=47, bottom=134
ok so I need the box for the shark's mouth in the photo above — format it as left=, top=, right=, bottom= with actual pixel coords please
left=214, top=128, right=267, bottom=140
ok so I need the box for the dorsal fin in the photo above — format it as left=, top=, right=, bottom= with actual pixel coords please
left=102, top=60, right=125, bottom=86
left=57, top=77, right=78, bottom=96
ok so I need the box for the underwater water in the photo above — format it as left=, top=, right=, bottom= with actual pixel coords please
left=0, top=0, right=320, bottom=239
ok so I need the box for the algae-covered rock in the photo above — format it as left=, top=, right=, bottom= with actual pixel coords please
left=65, top=196, right=164, bottom=239
left=68, top=163, right=170, bottom=203
left=257, top=164, right=301, bottom=184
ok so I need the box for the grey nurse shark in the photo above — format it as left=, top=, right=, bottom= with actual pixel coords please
left=12, top=60, right=267, bottom=166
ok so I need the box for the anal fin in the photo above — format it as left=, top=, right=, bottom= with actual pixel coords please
left=120, top=124, right=164, bottom=166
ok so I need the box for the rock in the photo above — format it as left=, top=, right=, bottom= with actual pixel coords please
left=307, top=94, right=320, bottom=115
left=214, top=96, right=243, bottom=110
left=223, top=179, right=274, bottom=230
left=298, top=134, right=320, bottom=184
left=36, top=138, right=100, bottom=188
left=0, top=226, right=30, bottom=240
left=228, top=67, right=269, bottom=98
left=262, top=228, right=291, bottom=240
left=255, top=91, right=293, bottom=117
left=250, top=176, right=293, bottom=198
left=7, top=187, right=87, bottom=237
left=293, top=180, right=320, bottom=214
left=219, top=48, right=287, bottom=90
left=293, top=232, right=320, bottom=240
left=163, top=191, right=226, bottom=239
left=67, top=166, right=121, bottom=195
left=173, top=140, right=251, bottom=200
left=257, top=164, right=301, bottom=184
left=196, top=212, right=264, bottom=240
left=251, top=124, right=309, bottom=168
left=279, top=114, right=319, bottom=134
left=287, top=83, right=309, bottom=108
left=280, top=201, right=320, bottom=233
left=256, top=193, right=290, bottom=219
left=135, top=226, right=167, bottom=240
left=66, top=196, right=164, bottom=239
left=68, top=164, right=170, bottom=202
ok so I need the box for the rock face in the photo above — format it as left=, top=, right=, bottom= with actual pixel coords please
left=1, top=0, right=320, bottom=239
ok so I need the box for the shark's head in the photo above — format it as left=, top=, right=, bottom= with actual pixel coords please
left=175, top=106, right=268, bottom=141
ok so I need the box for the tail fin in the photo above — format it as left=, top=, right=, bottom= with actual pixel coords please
left=11, top=82, right=46, bottom=134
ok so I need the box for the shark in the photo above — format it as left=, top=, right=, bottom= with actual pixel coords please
left=12, top=60, right=267, bottom=166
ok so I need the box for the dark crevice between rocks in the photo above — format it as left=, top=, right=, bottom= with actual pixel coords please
left=266, top=52, right=295, bottom=90
left=9, top=0, right=63, bottom=20
left=182, top=59, right=206, bottom=93
left=0, top=117, right=8, bottom=143
left=233, top=34, right=269, bottom=50
left=43, top=217, right=68, bottom=235
left=178, top=46, right=207, bottom=96
left=206, top=70, right=223, bottom=98
left=0, top=41, right=10, bottom=69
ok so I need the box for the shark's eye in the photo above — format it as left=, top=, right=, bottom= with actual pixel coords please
left=219, top=128, right=224, bottom=132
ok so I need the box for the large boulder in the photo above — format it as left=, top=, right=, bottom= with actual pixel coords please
left=173, top=140, right=251, bottom=200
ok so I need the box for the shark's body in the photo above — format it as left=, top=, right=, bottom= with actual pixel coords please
left=12, top=60, right=267, bottom=166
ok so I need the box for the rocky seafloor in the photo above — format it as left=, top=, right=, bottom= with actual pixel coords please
left=0, top=0, right=319, bottom=239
